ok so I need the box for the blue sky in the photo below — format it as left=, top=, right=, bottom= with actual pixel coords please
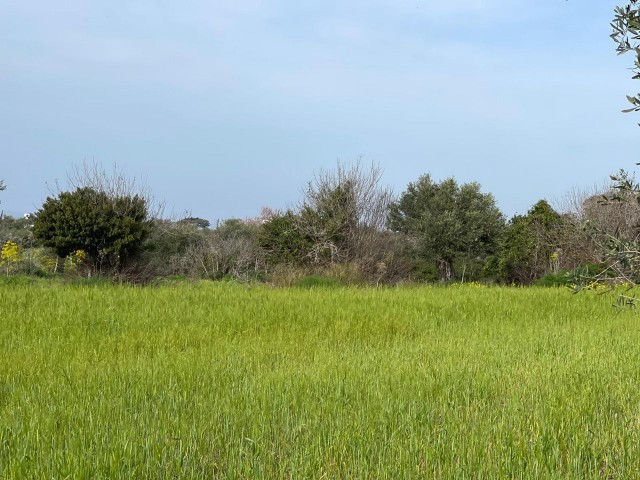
left=1, top=1, right=637, bottom=221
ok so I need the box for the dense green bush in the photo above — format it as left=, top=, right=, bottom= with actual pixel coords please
left=534, top=271, right=573, bottom=287
left=388, top=175, right=505, bottom=282
left=493, top=200, right=563, bottom=285
left=258, top=211, right=311, bottom=266
left=33, top=187, right=151, bottom=273
left=534, top=263, right=607, bottom=287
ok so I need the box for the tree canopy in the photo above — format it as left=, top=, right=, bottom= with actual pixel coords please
left=33, top=187, right=151, bottom=272
left=493, top=200, right=562, bottom=284
left=388, top=175, right=504, bottom=282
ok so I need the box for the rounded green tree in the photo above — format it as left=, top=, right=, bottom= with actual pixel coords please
left=33, top=187, right=151, bottom=273
left=388, top=175, right=505, bottom=282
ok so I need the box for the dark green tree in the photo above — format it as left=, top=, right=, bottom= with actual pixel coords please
left=494, top=200, right=562, bottom=284
left=388, top=175, right=504, bottom=282
left=33, top=187, right=151, bottom=272
left=259, top=210, right=312, bottom=265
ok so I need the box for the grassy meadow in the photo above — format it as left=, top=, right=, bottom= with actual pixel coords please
left=1, top=281, right=640, bottom=478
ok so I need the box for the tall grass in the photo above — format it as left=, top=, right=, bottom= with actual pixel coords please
left=0, top=282, right=638, bottom=478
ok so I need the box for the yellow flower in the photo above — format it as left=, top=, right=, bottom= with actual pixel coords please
left=73, top=250, right=87, bottom=262
left=1, top=241, right=20, bottom=275
left=1, top=241, right=20, bottom=263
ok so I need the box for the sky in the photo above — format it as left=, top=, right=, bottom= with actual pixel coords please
left=1, top=1, right=638, bottom=222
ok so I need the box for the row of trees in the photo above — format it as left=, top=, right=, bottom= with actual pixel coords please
left=0, top=161, right=636, bottom=286
left=2, top=4, right=637, bottom=286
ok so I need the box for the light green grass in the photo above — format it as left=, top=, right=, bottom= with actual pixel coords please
left=0, top=283, right=639, bottom=478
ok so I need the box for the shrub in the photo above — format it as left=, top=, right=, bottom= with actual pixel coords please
left=183, top=219, right=266, bottom=282
left=259, top=211, right=312, bottom=266
left=33, top=187, right=151, bottom=274
left=389, top=175, right=505, bottom=282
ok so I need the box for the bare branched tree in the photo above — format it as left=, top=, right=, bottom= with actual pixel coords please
left=294, top=159, right=401, bottom=282
left=554, top=181, right=633, bottom=273
left=572, top=172, right=640, bottom=302
left=52, top=160, right=164, bottom=219
left=554, top=182, right=610, bottom=221
left=181, top=220, right=266, bottom=281
left=297, top=160, right=393, bottom=257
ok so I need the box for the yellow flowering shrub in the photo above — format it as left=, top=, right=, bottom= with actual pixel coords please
left=33, top=248, right=59, bottom=274
left=64, top=249, right=89, bottom=276
left=1, top=241, right=21, bottom=275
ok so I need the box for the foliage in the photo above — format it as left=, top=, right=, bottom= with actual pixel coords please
left=259, top=162, right=406, bottom=285
left=138, top=219, right=206, bottom=279
left=571, top=4, right=640, bottom=302
left=612, top=1, right=640, bottom=113
left=573, top=172, right=640, bottom=297
left=32, top=248, right=60, bottom=275
left=62, top=249, right=90, bottom=278
left=130, top=217, right=265, bottom=282
left=296, top=161, right=396, bottom=279
left=32, top=187, right=151, bottom=273
left=259, top=210, right=312, bottom=266
left=298, top=179, right=357, bottom=264
left=405, top=254, right=440, bottom=282
left=534, top=271, right=573, bottom=288
left=584, top=170, right=640, bottom=241
left=1, top=240, right=20, bottom=275
left=210, top=219, right=265, bottom=279
left=181, top=219, right=266, bottom=281
left=535, top=263, right=606, bottom=288
left=0, top=215, right=46, bottom=276
left=388, top=175, right=505, bottom=281
left=493, top=200, right=563, bottom=284
left=0, top=214, right=36, bottom=246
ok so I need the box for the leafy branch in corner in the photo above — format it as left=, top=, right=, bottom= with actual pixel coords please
left=612, top=1, right=640, bottom=114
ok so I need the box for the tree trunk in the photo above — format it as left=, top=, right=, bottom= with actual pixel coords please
left=436, top=259, right=455, bottom=282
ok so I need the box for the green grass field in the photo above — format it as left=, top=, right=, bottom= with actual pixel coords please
left=1, top=282, right=639, bottom=478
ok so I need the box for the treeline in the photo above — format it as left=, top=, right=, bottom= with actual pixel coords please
left=0, top=163, right=634, bottom=286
